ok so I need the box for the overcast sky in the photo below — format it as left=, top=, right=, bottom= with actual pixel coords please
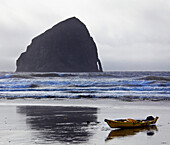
left=0, top=0, right=170, bottom=71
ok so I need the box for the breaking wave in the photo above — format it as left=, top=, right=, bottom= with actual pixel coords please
left=0, top=71, right=170, bottom=101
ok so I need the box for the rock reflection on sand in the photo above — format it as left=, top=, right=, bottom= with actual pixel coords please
left=106, top=125, right=158, bottom=141
left=17, top=106, right=97, bottom=144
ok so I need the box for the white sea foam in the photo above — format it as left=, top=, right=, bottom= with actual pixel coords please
left=0, top=72, right=170, bottom=101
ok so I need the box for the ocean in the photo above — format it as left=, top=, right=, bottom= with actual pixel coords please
left=0, top=71, right=170, bottom=101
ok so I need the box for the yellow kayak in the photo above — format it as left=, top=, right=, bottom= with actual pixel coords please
left=105, top=116, right=159, bottom=128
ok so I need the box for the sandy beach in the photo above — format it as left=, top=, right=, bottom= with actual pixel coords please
left=0, top=98, right=170, bottom=145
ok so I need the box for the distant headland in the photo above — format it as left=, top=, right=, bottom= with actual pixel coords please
left=16, top=17, right=103, bottom=72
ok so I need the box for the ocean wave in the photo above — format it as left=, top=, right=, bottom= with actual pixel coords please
left=140, top=76, right=170, bottom=81
left=1, top=72, right=170, bottom=80
left=31, top=73, right=76, bottom=77
left=0, top=85, right=169, bottom=92
left=0, top=73, right=77, bottom=79
left=0, top=71, right=170, bottom=101
left=0, top=74, right=12, bottom=79
left=1, top=93, right=170, bottom=101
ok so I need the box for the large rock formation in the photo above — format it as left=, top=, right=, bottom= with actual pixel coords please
left=16, top=17, right=103, bottom=72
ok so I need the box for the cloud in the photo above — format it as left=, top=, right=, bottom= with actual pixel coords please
left=0, top=0, right=170, bottom=71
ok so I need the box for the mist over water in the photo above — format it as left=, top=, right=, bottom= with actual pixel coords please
left=0, top=71, right=170, bottom=101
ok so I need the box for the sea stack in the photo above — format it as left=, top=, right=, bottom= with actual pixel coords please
left=16, top=17, right=103, bottom=72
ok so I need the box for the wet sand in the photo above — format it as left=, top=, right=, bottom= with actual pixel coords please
left=0, top=98, right=170, bottom=145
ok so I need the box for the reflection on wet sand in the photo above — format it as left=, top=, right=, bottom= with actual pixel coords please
left=17, top=106, right=97, bottom=144
left=106, top=125, right=158, bottom=141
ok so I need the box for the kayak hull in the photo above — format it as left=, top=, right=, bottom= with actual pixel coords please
left=104, top=117, right=159, bottom=128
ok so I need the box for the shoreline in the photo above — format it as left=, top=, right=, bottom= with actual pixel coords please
left=1, top=97, right=170, bottom=105
left=0, top=98, right=170, bottom=145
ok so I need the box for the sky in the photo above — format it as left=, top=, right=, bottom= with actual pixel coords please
left=0, top=0, right=170, bottom=71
